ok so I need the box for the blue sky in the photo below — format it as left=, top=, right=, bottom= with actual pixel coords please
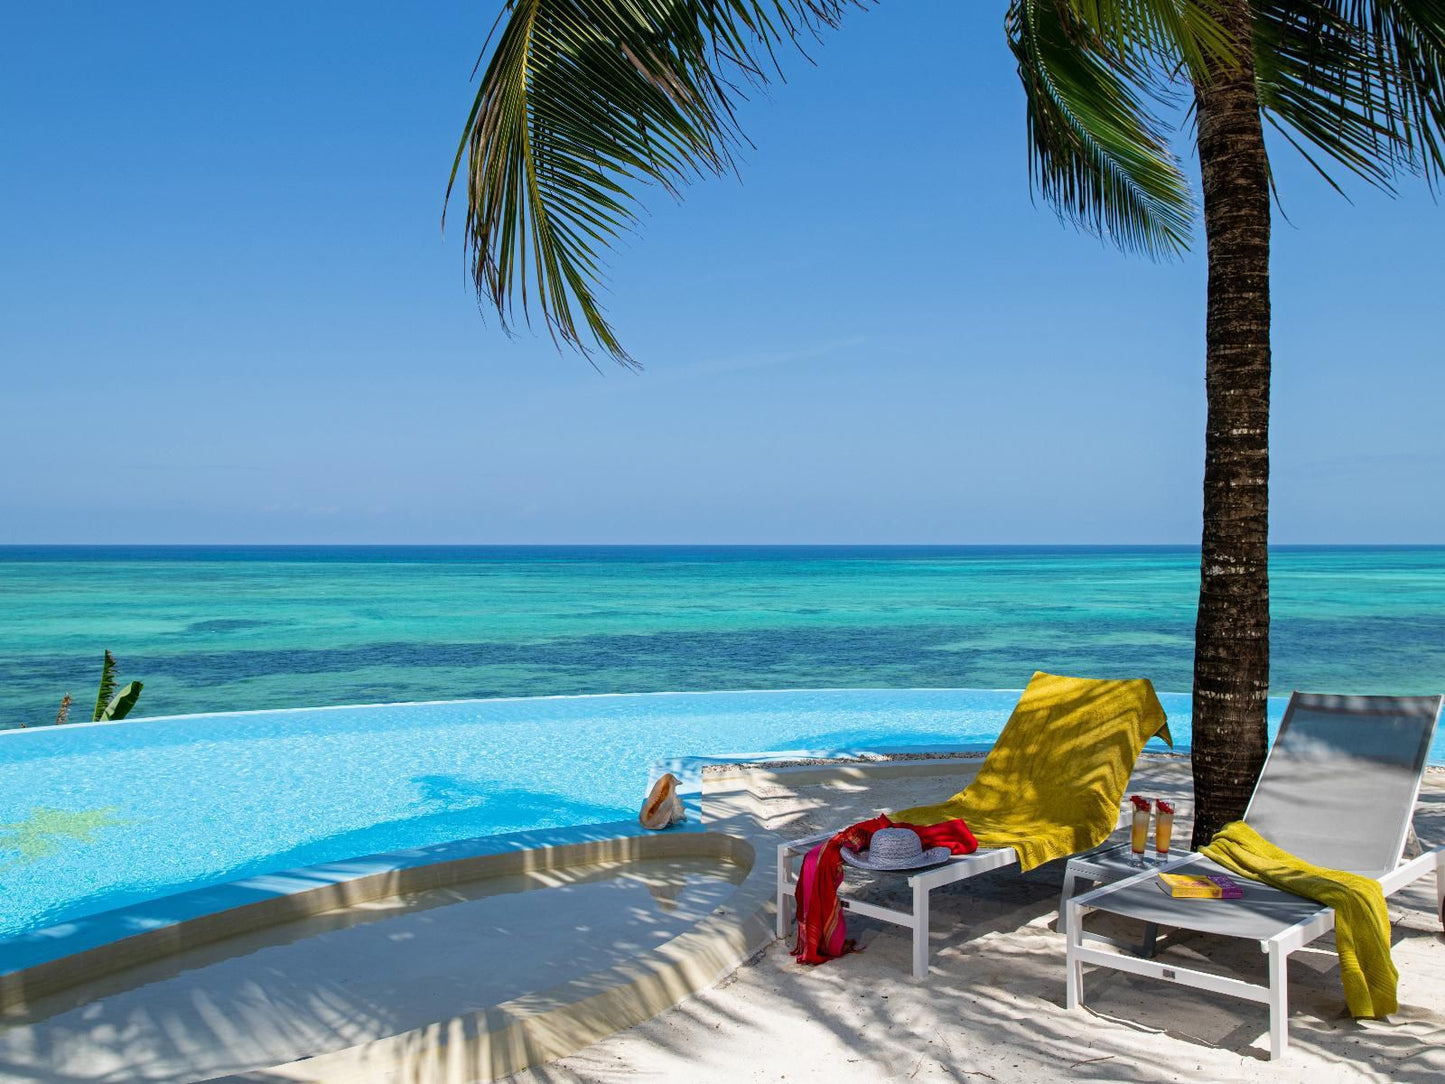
left=3, top=1, right=1442, bottom=544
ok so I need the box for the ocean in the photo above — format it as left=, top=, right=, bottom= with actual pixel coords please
left=3, top=545, right=1444, bottom=730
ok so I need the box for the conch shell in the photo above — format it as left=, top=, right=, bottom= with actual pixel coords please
left=640, top=772, right=686, bottom=830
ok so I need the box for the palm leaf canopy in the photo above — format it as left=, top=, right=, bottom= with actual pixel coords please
left=452, top=0, right=1444, bottom=365
left=1252, top=0, right=1445, bottom=189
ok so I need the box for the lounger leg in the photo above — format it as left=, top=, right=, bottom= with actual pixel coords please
left=1065, top=899, right=1085, bottom=1011
left=1267, top=942, right=1289, bottom=1060
left=912, top=880, right=931, bottom=980
left=1058, top=871, right=1082, bottom=935
left=1139, top=922, right=1160, bottom=958
left=1435, top=848, right=1445, bottom=928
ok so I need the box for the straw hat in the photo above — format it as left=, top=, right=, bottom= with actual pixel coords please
left=841, top=827, right=952, bottom=872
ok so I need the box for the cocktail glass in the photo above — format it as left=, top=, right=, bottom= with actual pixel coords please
left=1130, top=806, right=1150, bottom=866
left=1155, top=809, right=1174, bottom=861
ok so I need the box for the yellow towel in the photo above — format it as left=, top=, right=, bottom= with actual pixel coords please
left=1202, top=821, right=1398, bottom=1019
left=894, top=671, right=1170, bottom=871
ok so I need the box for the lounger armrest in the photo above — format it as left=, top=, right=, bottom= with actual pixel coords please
left=1378, top=845, right=1445, bottom=896
left=780, top=829, right=837, bottom=854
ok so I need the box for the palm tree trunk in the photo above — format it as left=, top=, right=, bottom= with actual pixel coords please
left=1189, top=0, right=1273, bottom=848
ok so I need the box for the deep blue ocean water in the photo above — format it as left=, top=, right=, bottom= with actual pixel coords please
left=3, top=545, right=1443, bottom=729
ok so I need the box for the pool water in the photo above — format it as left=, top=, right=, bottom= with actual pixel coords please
left=0, top=688, right=1295, bottom=944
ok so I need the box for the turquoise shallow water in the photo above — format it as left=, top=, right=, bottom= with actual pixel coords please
left=3, top=545, right=1444, bottom=728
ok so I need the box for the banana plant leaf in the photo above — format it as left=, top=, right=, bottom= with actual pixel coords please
left=98, top=681, right=143, bottom=722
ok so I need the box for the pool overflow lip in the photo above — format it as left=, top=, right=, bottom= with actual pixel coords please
left=0, top=686, right=1040, bottom=737
left=0, top=685, right=1300, bottom=751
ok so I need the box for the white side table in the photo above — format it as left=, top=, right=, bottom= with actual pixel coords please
left=1060, top=839, right=1161, bottom=955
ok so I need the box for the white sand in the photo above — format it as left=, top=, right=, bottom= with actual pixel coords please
left=506, top=759, right=1445, bottom=1083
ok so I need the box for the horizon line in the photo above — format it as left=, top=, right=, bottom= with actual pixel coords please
left=3, top=542, right=1443, bottom=550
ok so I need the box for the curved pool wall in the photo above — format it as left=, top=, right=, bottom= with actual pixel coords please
left=0, top=686, right=1315, bottom=949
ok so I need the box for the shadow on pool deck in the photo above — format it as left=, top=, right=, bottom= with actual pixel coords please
left=0, top=856, right=745, bottom=1083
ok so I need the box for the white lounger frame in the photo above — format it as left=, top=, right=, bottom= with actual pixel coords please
left=777, top=810, right=1129, bottom=979
left=1065, top=846, right=1445, bottom=1060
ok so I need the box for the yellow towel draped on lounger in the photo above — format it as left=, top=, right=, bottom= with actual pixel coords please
left=894, top=672, right=1170, bottom=871
left=1202, top=820, right=1398, bottom=1018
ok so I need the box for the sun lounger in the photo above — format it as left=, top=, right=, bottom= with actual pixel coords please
left=776, top=672, right=1170, bottom=978
left=1065, top=692, right=1445, bottom=1059
left=777, top=809, right=1132, bottom=979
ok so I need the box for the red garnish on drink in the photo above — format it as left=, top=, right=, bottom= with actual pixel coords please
left=1129, top=795, right=1152, bottom=812
left=1156, top=799, right=1175, bottom=815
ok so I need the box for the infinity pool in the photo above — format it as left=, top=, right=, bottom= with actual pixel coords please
left=0, top=688, right=1290, bottom=945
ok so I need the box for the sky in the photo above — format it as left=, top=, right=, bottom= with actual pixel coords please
left=2, top=1, right=1442, bottom=545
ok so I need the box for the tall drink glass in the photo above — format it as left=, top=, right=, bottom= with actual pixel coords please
left=1129, top=796, right=1151, bottom=866
left=1155, top=799, right=1175, bottom=861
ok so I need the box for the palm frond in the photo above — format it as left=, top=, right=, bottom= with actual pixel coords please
left=1072, top=0, right=1239, bottom=79
left=1010, top=0, right=1196, bottom=257
left=1253, top=0, right=1445, bottom=189
left=448, top=0, right=853, bottom=366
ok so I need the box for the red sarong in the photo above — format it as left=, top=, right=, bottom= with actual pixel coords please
left=790, top=814, right=977, bottom=966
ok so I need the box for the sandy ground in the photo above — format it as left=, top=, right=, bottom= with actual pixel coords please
left=507, top=758, right=1445, bottom=1084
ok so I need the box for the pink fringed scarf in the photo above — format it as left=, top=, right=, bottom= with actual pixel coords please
left=791, top=814, right=977, bottom=965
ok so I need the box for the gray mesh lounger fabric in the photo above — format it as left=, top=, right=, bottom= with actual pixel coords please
left=1242, top=694, right=1437, bottom=877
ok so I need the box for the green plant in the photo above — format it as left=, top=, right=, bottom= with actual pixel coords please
left=90, top=650, right=143, bottom=723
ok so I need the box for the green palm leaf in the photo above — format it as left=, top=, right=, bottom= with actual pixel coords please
left=1253, top=0, right=1445, bottom=189
left=448, top=0, right=853, bottom=366
left=98, top=681, right=143, bottom=723
left=1009, top=0, right=1196, bottom=257
left=1074, top=0, right=1238, bottom=76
